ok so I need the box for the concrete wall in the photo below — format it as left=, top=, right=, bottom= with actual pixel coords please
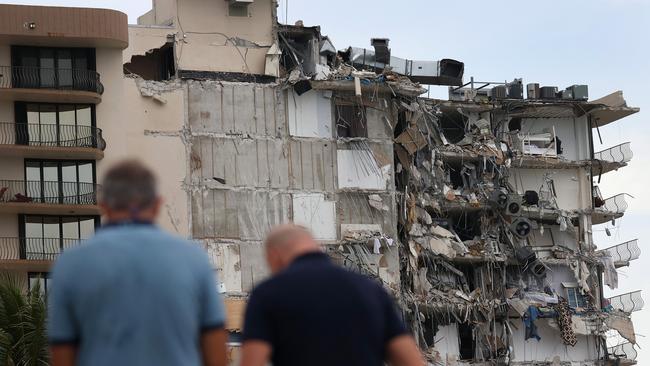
left=433, top=324, right=461, bottom=364
left=135, top=0, right=276, bottom=75
left=187, top=81, right=398, bottom=293
left=520, top=116, right=591, bottom=161
left=509, top=320, right=598, bottom=363
left=124, top=25, right=175, bottom=66
left=97, top=41, right=189, bottom=236
left=509, top=168, right=591, bottom=211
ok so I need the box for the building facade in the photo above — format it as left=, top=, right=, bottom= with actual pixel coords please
left=0, top=1, right=642, bottom=365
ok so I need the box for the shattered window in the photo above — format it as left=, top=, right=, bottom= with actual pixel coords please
left=336, top=103, right=367, bottom=138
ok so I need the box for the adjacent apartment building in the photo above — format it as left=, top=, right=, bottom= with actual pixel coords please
left=0, top=1, right=642, bottom=365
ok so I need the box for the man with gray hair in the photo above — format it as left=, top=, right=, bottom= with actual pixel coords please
left=49, top=160, right=227, bottom=366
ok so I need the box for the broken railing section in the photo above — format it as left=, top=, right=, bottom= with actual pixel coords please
left=599, top=239, right=640, bottom=268
left=606, top=290, right=644, bottom=313
left=608, top=342, right=638, bottom=362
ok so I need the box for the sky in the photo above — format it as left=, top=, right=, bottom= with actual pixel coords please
left=5, top=0, right=649, bottom=362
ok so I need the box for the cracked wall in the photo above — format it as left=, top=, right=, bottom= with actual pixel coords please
left=135, top=0, right=277, bottom=75
left=186, top=80, right=399, bottom=294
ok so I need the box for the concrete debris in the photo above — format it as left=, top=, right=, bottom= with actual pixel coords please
left=368, top=194, right=389, bottom=211
left=606, top=311, right=636, bottom=344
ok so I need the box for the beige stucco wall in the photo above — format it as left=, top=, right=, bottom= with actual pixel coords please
left=133, top=0, right=276, bottom=75
left=0, top=157, right=24, bottom=180
left=0, top=45, right=13, bottom=123
left=96, top=59, right=189, bottom=236
left=124, top=25, right=175, bottom=65
left=0, top=214, right=19, bottom=237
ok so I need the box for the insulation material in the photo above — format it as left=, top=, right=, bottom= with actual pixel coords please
left=338, top=193, right=397, bottom=239
left=240, top=244, right=270, bottom=292
left=206, top=243, right=242, bottom=293
left=188, top=82, right=284, bottom=136
left=337, top=149, right=390, bottom=189
left=192, top=190, right=291, bottom=240
left=287, top=89, right=333, bottom=138
left=292, top=193, right=337, bottom=241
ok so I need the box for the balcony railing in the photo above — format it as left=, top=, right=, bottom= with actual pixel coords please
left=594, top=187, right=629, bottom=214
left=594, top=142, right=633, bottom=164
left=0, top=65, right=103, bottom=94
left=0, top=122, right=106, bottom=150
left=0, top=180, right=98, bottom=205
left=602, top=240, right=641, bottom=266
left=609, top=342, right=637, bottom=361
left=601, top=194, right=629, bottom=214
left=0, top=237, right=81, bottom=261
left=608, top=290, right=644, bottom=313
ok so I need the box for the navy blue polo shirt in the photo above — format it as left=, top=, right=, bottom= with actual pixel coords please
left=243, top=252, right=408, bottom=366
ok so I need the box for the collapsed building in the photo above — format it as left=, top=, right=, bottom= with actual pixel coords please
left=0, top=0, right=641, bottom=365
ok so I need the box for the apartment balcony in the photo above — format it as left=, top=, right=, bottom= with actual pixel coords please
left=0, top=237, right=80, bottom=270
left=593, top=142, right=633, bottom=174
left=607, top=290, right=644, bottom=313
left=593, top=186, right=629, bottom=224
left=0, top=66, right=103, bottom=103
left=601, top=239, right=640, bottom=268
left=0, top=180, right=100, bottom=215
left=0, top=122, right=105, bottom=159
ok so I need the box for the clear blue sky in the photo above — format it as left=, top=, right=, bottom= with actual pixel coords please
left=6, top=0, right=649, bottom=362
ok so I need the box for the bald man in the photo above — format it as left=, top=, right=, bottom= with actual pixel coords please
left=240, top=225, right=424, bottom=366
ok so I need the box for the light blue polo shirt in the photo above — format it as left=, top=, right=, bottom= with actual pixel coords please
left=48, top=223, right=225, bottom=366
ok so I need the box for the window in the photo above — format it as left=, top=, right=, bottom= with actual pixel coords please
left=21, top=215, right=98, bottom=260
left=25, top=160, right=96, bottom=204
left=228, top=4, right=250, bottom=17
left=11, top=46, right=96, bottom=90
left=14, top=103, right=95, bottom=147
left=336, top=103, right=367, bottom=138
left=28, top=272, right=51, bottom=294
left=566, top=287, right=587, bottom=309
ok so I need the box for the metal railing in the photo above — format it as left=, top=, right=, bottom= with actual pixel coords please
left=0, top=122, right=106, bottom=150
left=602, top=239, right=641, bottom=266
left=594, top=142, right=633, bottom=164
left=601, top=194, right=629, bottom=214
left=0, top=180, right=98, bottom=205
left=608, top=290, right=644, bottom=313
left=608, top=342, right=637, bottom=361
left=0, top=65, right=103, bottom=94
left=0, top=237, right=81, bottom=261
left=594, top=187, right=629, bottom=213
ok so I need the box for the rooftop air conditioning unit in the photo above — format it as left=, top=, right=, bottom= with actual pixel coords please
left=229, top=0, right=254, bottom=6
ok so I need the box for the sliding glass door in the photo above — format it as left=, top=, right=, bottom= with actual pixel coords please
left=25, top=160, right=96, bottom=204
left=21, top=215, right=98, bottom=260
